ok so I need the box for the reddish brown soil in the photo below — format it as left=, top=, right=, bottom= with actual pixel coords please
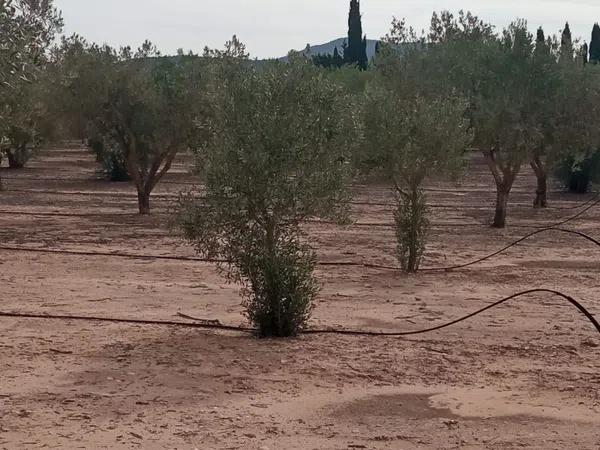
left=1, top=146, right=599, bottom=450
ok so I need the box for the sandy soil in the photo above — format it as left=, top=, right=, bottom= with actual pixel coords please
left=0, top=146, right=599, bottom=450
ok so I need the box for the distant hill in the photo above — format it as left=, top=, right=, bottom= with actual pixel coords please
left=279, top=37, right=380, bottom=61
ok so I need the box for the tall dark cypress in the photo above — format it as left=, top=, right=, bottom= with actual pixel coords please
left=560, top=22, right=573, bottom=62
left=590, top=23, right=600, bottom=64
left=345, top=0, right=368, bottom=69
left=536, top=27, right=545, bottom=45
left=535, top=27, right=546, bottom=56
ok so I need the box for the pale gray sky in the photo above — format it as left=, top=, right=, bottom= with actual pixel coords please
left=54, top=0, right=600, bottom=59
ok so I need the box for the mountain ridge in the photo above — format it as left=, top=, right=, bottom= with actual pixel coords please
left=279, top=37, right=380, bottom=61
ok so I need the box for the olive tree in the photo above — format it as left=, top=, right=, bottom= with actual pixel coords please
left=56, top=40, right=205, bottom=213
left=2, top=70, right=55, bottom=168
left=527, top=35, right=600, bottom=206
left=433, top=18, right=546, bottom=227
left=178, top=51, right=355, bottom=337
left=0, top=0, right=62, bottom=179
left=365, top=43, right=472, bottom=272
left=474, top=23, right=541, bottom=227
left=424, top=13, right=568, bottom=225
left=554, top=61, right=600, bottom=194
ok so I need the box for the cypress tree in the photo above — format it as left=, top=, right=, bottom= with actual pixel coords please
left=560, top=22, right=573, bottom=61
left=345, top=0, right=368, bottom=69
left=535, top=27, right=547, bottom=56
left=536, top=27, right=545, bottom=45
left=561, top=22, right=572, bottom=47
left=582, top=42, right=589, bottom=65
left=590, top=23, right=600, bottom=64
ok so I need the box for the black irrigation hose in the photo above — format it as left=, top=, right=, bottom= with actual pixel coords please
left=308, top=195, right=600, bottom=230
left=0, top=210, right=578, bottom=231
left=0, top=209, right=493, bottom=229
left=548, top=195, right=600, bottom=227
left=0, top=227, right=599, bottom=273
left=0, top=244, right=396, bottom=270
left=0, top=289, right=598, bottom=337
left=0, top=176, right=198, bottom=186
left=303, top=289, right=600, bottom=337
left=0, top=245, right=226, bottom=264
left=4, top=187, right=598, bottom=211
left=0, top=210, right=135, bottom=218
left=1, top=188, right=598, bottom=273
left=412, top=197, right=600, bottom=272
left=419, top=228, right=600, bottom=272
left=4, top=189, right=181, bottom=200
left=547, top=191, right=600, bottom=210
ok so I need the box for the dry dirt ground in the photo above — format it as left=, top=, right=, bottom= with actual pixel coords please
left=1, top=146, right=599, bottom=450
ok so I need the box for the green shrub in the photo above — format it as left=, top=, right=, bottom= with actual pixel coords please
left=89, top=138, right=131, bottom=182
left=554, top=151, right=600, bottom=193
left=178, top=47, right=354, bottom=337
left=242, top=240, right=318, bottom=338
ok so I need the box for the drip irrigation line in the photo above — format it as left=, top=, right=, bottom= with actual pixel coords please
left=0, top=289, right=598, bottom=337
left=0, top=176, right=198, bottom=186
left=4, top=186, right=598, bottom=212
left=547, top=195, right=600, bottom=227
left=419, top=227, right=600, bottom=272
left=309, top=195, right=600, bottom=230
left=3, top=189, right=181, bottom=200
left=0, top=209, right=486, bottom=228
left=302, top=289, right=600, bottom=336
left=0, top=210, right=576, bottom=230
left=546, top=192, right=600, bottom=210
left=0, top=244, right=397, bottom=270
left=0, top=311, right=255, bottom=333
left=0, top=227, right=598, bottom=273
left=0, top=210, right=135, bottom=218
left=0, top=245, right=226, bottom=264
left=1, top=187, right=598, bottom=273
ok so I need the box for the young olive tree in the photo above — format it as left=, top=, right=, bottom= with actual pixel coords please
left=365, top=80, right=471, bottom=272
left=361, top=15, right=472, bottom=272
left=178, top=51, right=355, bottom=337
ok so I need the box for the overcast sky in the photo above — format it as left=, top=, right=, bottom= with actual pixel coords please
left=53, top=0, right=600, bottom=59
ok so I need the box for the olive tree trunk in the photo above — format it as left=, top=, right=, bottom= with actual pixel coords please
left=393, top=183, right=428, bottom=273
left=137, top=190, right=151, bottom=215
left=484, top=150, right=520, bottom=229
left=530, top=156, right=548, bottom=208
left=493, top=183, right=511, bottom=228
left=124, top=131, right=179, bottom=214
left=6, top=146, right=30, bottom=169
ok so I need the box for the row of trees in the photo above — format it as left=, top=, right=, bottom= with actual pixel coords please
left=2, top=2, right=600, bottom=336
left=181, top=14, right=600, bottom=334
